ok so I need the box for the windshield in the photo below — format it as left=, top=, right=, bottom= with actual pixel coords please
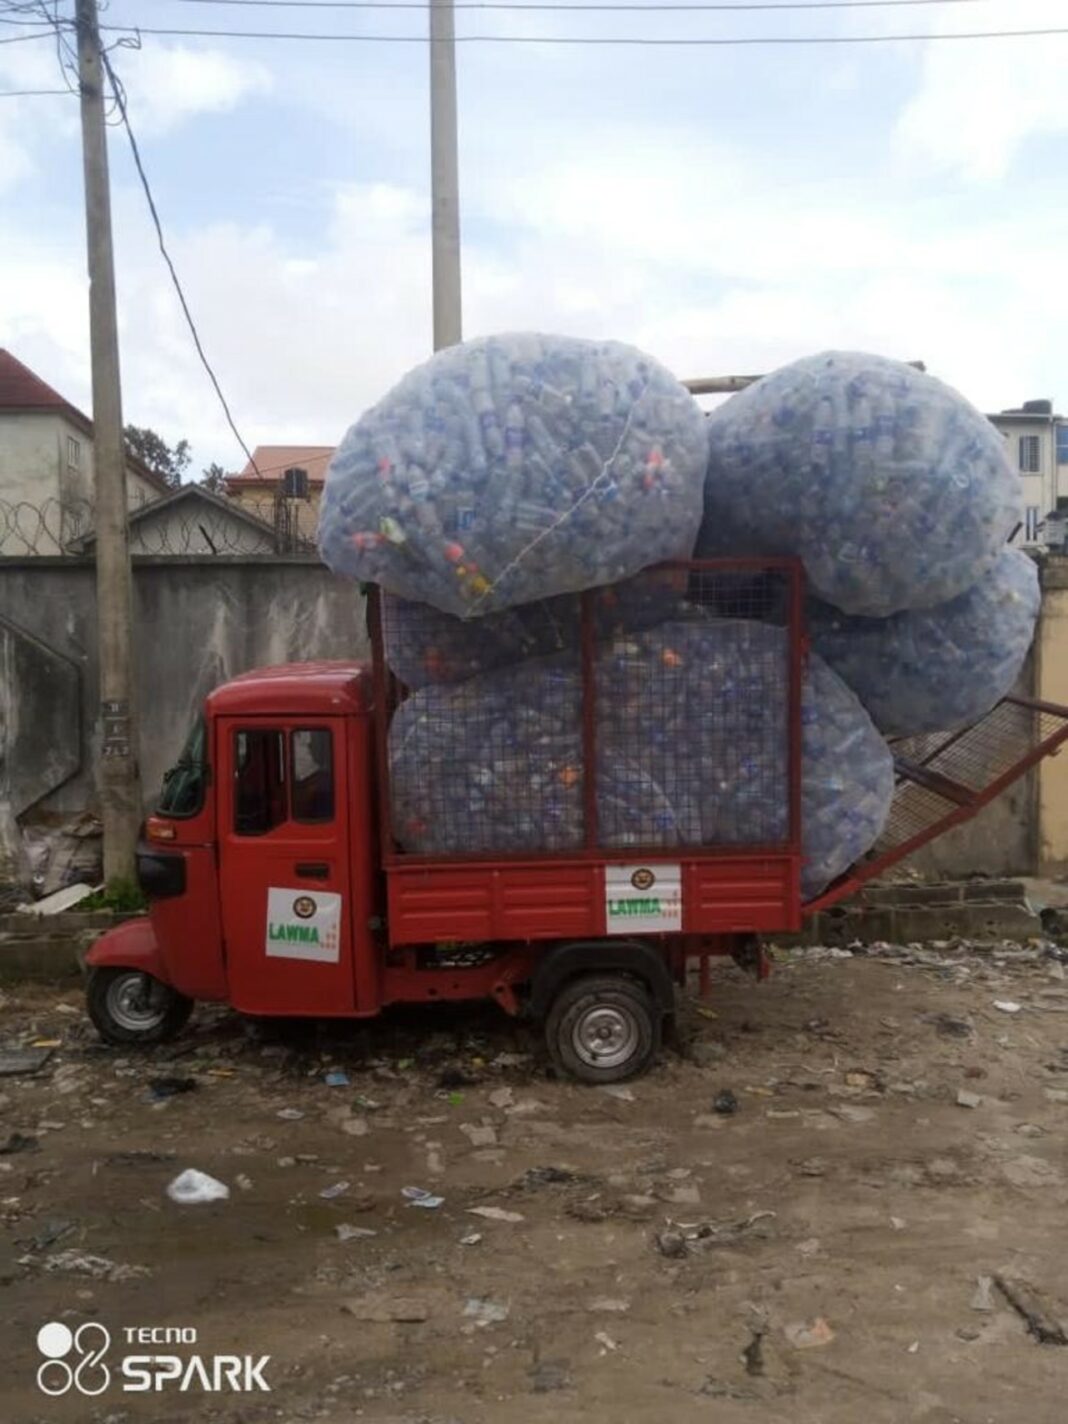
left=158, top=715, right=208, bottom=817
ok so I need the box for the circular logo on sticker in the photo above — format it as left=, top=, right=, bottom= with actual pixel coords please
left=630, top=867, right=655, bottom=892
left=293, top=895, right=317, bottom=919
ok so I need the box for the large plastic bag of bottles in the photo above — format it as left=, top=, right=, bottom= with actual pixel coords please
left=382, top=568, right=689, bottom=689
left=318, top=333, right=709, bottom=618
left=698, top=352, right=1021, bottom=617
left=808, top=547, right=1039, bottom=738
left=389, top=620, right=894, bottom=898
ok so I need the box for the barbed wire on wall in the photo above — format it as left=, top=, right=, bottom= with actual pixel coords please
left=0, top=491, right=321, bottom=558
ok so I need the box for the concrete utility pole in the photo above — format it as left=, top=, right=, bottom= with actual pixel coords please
left=76, top=0, right=142, bottom=884
left=429, top=0, right=462, bottom=351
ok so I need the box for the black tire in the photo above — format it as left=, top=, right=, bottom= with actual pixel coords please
left=86, top=967, right=193, bottom=1046
left=545, top=973, right=660, bottom=1084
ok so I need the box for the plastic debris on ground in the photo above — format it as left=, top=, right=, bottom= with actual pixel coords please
left=166, top=1169, right=230, bottom=1205
left=808, top=547, right=1039, bottom=736
left=402, top=1186, right=445, bottom=1209
left=698, top=352, right=1020, bottom=616
left=318, top=332, right=709, bottom=617
left=389, top=620, right=894, bottom=898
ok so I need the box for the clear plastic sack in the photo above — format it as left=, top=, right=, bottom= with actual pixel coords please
left=319, top=333, right=708, bottom=617
left=389, top=620, right=893, bottom=898
left=382, top=568, right=688, bottom=689
left=808, top=546, right=1039, bottom=738
left=698, top=352, right=1021, bottom=616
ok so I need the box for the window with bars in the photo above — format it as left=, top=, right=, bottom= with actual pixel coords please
left=1019, top=435, right=1041, bottom=474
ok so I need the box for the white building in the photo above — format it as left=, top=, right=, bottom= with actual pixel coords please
left=0, top=348, right=169, bottom=554
left=988, top=400, right=1068, bottom=548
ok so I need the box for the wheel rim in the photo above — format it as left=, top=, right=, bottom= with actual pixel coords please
left=571, top=1002, right=640, bottom=1070
left=106, top=972, right=168, bottom=1032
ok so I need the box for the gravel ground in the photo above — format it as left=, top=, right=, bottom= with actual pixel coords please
left=2, top=938, right=1068, bottom=1423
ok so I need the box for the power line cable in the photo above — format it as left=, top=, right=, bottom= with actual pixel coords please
left=94, top=20, right=1068, bottom=41
left=96, top=45, right=262, bottom=477
left=166, top=0, right=1011, bottom=11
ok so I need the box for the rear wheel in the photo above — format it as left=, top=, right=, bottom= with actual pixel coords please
left=545, top=973, right=660, bottom=1084
left=87, top=967, right=193, bottom=1045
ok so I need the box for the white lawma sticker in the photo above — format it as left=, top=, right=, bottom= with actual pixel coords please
left=605, top=863, right=682, bottom=934
left=265, top=887, right=341, bottom=962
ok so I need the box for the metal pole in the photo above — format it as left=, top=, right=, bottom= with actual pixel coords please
left=76, top=0, right=142, bottom=885
left=429, top=0, right=462, bottom=351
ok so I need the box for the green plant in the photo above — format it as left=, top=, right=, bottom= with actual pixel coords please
left=81, top=877, right=146, bottom=913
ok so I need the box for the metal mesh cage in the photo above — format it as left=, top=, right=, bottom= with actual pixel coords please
left=379, top=561, right=803, bottom=860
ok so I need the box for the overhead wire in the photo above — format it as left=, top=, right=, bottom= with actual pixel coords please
left=92, top=21, right=1068, bottom=42
left=165, top=0, right=1015, bottom=11
left=95, top=43, right=262, bottom=475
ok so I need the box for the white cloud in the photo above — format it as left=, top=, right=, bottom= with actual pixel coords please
left=896, top=0, right=1068, bottom=181
left=118, top=45, right=272, bottom=136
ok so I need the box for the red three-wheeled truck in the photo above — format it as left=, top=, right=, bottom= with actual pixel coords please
left=83, top=560, right=1068, bottom=1082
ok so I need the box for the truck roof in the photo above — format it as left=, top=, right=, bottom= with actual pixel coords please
left=206, top=661, right=373, bottom=716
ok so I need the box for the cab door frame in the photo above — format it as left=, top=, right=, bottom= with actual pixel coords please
left=217, top=715, right=356, bottom=1015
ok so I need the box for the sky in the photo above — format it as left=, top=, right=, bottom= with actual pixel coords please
left=1, top=0, right=1067, bottom=474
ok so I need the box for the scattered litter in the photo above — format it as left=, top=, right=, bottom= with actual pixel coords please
left=599, top=1085, right=635, bottom=1103
left=39, top=1249, right=150, bottom=1282
left=664, top=1183, right=702, bottom=1206
left=438, top=1066, right=480, bottom=1089
left=166, top=1169, right=230, bottom=1205
left=340, top=1117, right=369, bottom=1137
left=519, top=1166, right=583, bottom=1189
left=402, top=1186, right=445, bottom=1209
left=994, top=1274, right=1068, bottom=1345
left=929, top=1013, right=972, bottom=1038
left=713, top=1089, right=739, bottom=1116
left=341, top=1295, right=434, bottom=1323
left=460, top=1232, right=483, bottom=1246
left=31, top=1038, right=62, bottom=1049
left=956, top=1090, right=983, bottom=1110
left=460, top=1122, right=498, bottom=1148
left=105, top=1150, right=175, bottom=1166
left=994, top=1001, right=1023, bottom=1014
left=0, top=1048, right=54, bottom=1076
left=335, top=1224, right=377, bottom=1242
left=355, top=1093, right=382, bottom=1111
left=907, top=1340, right=920, bottom=1354
left=797, top=1238, right=821, bottom=1257
left=324, top=1070, right=351, bottom=1087
left=19, top=882, right=97, bottom=916
left=784, top=1317, right=835, bottom=1350
left=149, top=1076, right=197, bottom=1100
left=890, top=1217, right=907, bottom=1231
left=235, top=1174, right=253, bottom=1192
left=491, top=1052, right=529, bottom=1069
left=742, top=1327, right=766, bottom=1377
left=529, top=1360, right=571, bottom=1393
left=463, top=1297, right=510, bottom=1327
left=971, top=1276, right=995, bottom=1313
left=19, top=1218, right=76, bottom=1253
left=595, top=1331, right=618, bottom=1352
left=320, top=1181, right=350, bottom=1200
left=277, top=1108, right=305, bottom=1121
left=845, top=1069, right=878, bottom=1090
left=588, top=1298, right=630, bottom=1313
left=466, top=1205, right=524, bottom=1223
left=831, top=1104, right=876, bottom=1124
left=0, top=1131, right=38, bottom=1155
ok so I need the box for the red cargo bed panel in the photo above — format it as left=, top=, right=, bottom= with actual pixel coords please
left=385, top=854, right=798, bottom=947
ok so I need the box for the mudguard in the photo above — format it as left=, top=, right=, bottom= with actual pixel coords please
left=84, top=916, right=170, bottom=983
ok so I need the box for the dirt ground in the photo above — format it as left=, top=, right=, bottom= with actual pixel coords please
left=3, top=940, right=1068, bottom=1424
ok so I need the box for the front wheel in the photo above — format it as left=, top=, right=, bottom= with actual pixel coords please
left=87, top=967, right=193, bottom=1045
left=545, top=974, right=660, bottom=1084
